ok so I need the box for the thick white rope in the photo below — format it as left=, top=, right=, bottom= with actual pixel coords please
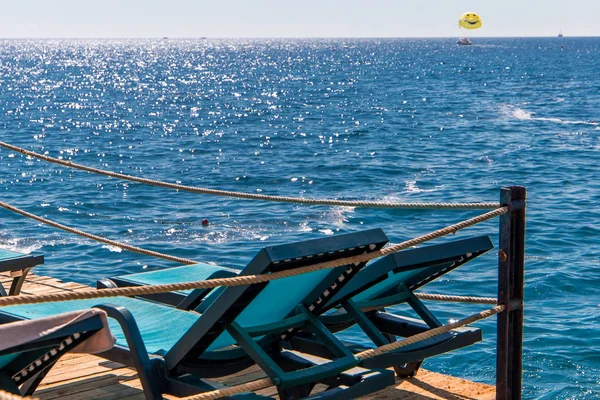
left=0, top=141, right=499, bottom=210
left=0, top=200, right=198, bottom=265
left=0, top=207, right=507, bottom=307
left=415, top=293, right=497, bottom=304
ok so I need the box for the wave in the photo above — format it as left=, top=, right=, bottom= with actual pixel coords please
left=0, top=241, right=41, bottom=254
left=0, top=234, right=80, bottom=254
left=500, top=105, right=598, bottom=126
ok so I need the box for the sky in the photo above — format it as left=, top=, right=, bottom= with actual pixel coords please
left=0, top=0, right=598, bottom=38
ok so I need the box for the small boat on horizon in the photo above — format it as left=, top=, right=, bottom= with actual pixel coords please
left=456, top=37, right=472, bottom=46
left=558, top=30, right=563, bottom=38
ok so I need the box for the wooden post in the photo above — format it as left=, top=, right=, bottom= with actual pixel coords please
left=496, top=186, right=526, bottom=400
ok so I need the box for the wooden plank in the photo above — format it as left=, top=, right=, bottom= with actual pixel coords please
left=364, top=370, right=496, bottom=400
left=37, top=370, right=139, bottom=399
left=40, top=384, right=143, bottom=400
left=40, top=362, right=127, bottom=385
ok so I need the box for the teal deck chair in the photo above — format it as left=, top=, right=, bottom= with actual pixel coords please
left=100, top=235, right=493, bottom=378
left=0, top=229, right=394, bottom=400
left=0, top=310, right=109, bottom=396
left=0, top=249, right=44, bottom=296
left=290, top=235, right=494, bottom=377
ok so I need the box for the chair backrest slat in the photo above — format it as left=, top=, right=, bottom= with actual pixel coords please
left=329, top=236, right=494, bottom=306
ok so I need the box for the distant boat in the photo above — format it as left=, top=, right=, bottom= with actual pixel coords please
left=558, top=30, right=563, bottom=38
left=456, top=37, right=472, bottom=46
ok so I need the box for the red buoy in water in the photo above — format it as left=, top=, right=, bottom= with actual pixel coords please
left=201, top=218, right=209, bottom=226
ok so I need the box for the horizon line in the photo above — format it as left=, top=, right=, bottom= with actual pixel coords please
left=0, top=35, right=596, bottom=40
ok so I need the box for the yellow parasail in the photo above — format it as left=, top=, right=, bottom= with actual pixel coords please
left=458, top=12, right=482, bottom=30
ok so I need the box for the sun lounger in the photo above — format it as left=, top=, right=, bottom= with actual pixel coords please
left=1, top=229, right=394, bottom=400
left=0, top=249, right=44, bottom=296
left=100, top=235, right=493, bottom=378
left=290, top=235, right=494, bottom=376
left=0, top=309, right=114, bottom=396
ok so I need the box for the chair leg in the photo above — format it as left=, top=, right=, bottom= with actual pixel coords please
left=392, top=361, right=423, bottom=378
left=94, top=305, right=166, bottom=400
left=277, top=384, right=313, bottom=400
left=273, top=353, right=316, bottom=398
left=9, top=268, right=32, bottom=295
left=382, top=333, right=423, bottom=378
left=20, top=367, right=52, bottom=396
left=0, top=374, right=21, bottom=395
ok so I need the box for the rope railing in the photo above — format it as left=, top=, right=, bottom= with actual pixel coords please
left=181, top=304, right=506, bottom=400
left=0, top=200, right=198, bottom=266
left=415, top=293, right=498, bottom=304
left=0, top=141, right=524, bottom=400
left=0, top=206, right=507, bottom=307
left=0, top=141, right=500, bottom=210
left=0, top=199, right=504, bottom=280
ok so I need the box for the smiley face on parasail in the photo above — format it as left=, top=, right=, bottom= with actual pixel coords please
left=458, top=12, right=482, bottom=30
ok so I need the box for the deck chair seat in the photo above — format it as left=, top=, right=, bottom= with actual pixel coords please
left=2, top=297, right=201, bottom=356
left=0, top=249, right=44, bottom=296
left=2, top=229, right=395, bottom=400
left=98, top=263, right=239, bottom=308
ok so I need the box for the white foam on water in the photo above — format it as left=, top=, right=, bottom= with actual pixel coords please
left=0, top=232, right=91, bottom=254
left=379, top=194, right=407, bottom=203
left=0, top=241, right=41, bottom=254
left=298, top=221, right=312, bottom=232
left=324, top=206, right=354, bottom=228
left=500, top=105, right=599, bottom=126
left=318, top=229, right=335, bottom=235
left=403, top=180, right=442, bottom=194
left=101, top=244, right=123, bottom=253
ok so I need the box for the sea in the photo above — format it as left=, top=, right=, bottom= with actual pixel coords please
left=0, top=37, right=599, bottom=399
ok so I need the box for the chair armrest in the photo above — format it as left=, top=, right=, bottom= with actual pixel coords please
left=0, top=254, right=44, bottom=274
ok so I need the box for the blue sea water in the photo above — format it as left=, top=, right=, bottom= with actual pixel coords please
left=0, top=38, right=599, bottom=398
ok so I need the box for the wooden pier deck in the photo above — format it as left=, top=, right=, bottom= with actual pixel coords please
left=1, top=271, right=496, bottom=399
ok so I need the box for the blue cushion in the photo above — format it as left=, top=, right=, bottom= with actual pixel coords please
left=208, top=268, right=334, bottom=349
left=2, top=268, right=333, bottom=355
left=0, top=249, right=26, bottom=262
left=114, top=263, right=338, bottom=351
left=120, top=263, right=239, bottom=295
left=1, top=297, right=207, bottom=356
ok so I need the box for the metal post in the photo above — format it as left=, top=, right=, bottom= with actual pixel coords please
left=496, top=186, right=526, bottom=400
